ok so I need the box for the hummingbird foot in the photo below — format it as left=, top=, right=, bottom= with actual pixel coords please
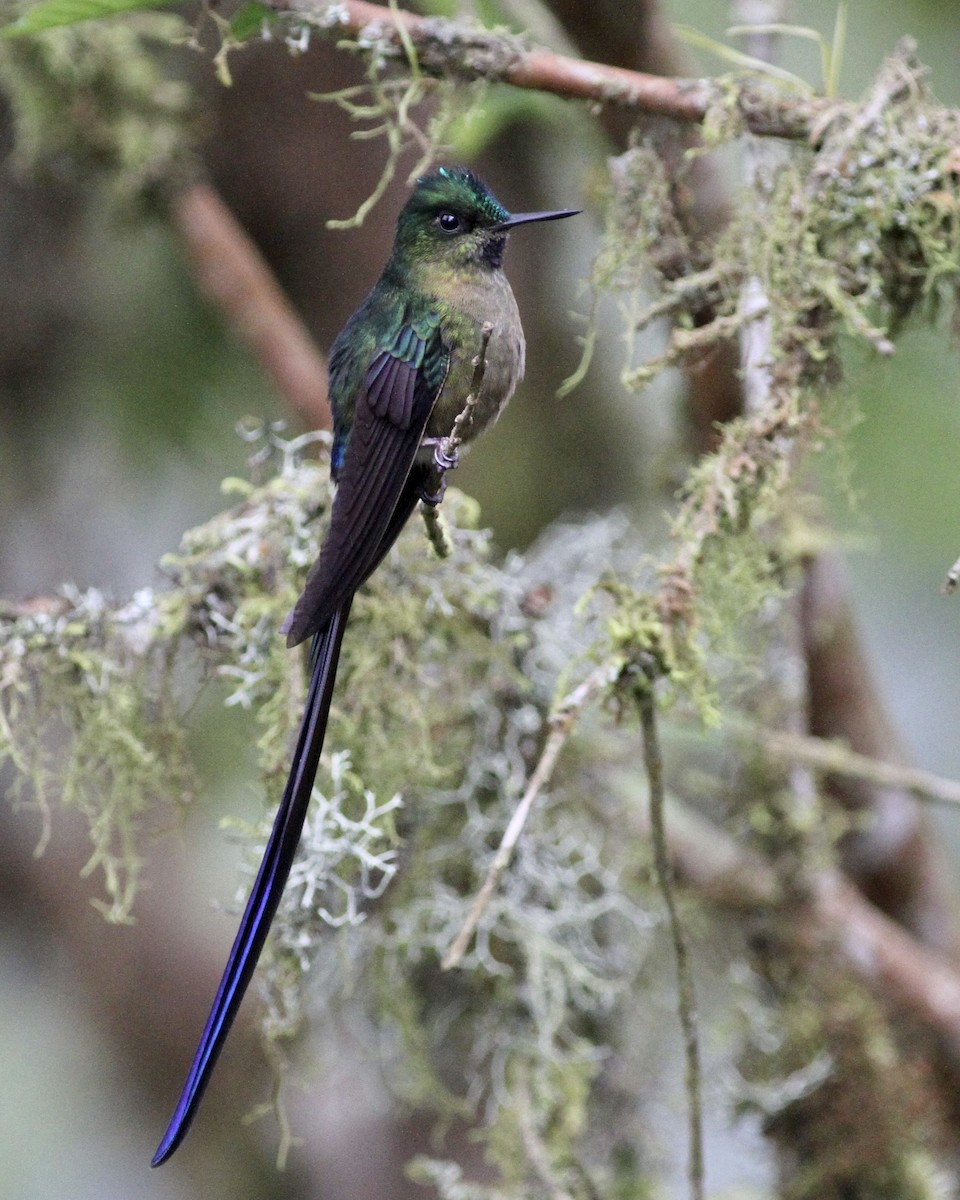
left=417, top=436, right=461, bottom=505
left=422, top=435, right=460, bottom=475
left=418, top=474, right=447, bottom=507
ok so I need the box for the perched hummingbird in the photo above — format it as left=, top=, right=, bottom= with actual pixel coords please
left=152, top=167, right=578, bottom=1166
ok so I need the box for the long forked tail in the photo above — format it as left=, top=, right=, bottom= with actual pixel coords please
left=152, top=602, right=351, bottom=1166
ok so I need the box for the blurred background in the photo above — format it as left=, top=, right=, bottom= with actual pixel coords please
left=2, top=1, right=960, bottom=1196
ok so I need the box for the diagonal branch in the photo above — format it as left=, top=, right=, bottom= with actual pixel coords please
left=441, top=660, right=617, bottom=970
left=630, top=790, right=960, bottom=1065
left=168, top=181, right=331, bottom=431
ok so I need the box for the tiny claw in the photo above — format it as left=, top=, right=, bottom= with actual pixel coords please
left=433, top=440, right=459, bottom=474
left=420, top=435, right=459, bottom=475
left=419, top=475, right=447, bottom=507
left=415, top=435, right=460, bottom=504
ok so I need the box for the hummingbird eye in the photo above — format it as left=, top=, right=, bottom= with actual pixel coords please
left=437, top=211, right=465, bottom=234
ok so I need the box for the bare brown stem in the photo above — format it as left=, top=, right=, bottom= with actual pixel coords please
left=630, top=791, right=960, bottom=1067
left=732, top=720, right=960, bottom=812
left=801, top=553, right=960, bottom=958
left=168, top=181, right=331, bottom=431
left=442, top=661, right=616, bottom=970
left=638, top=684, right=704, bottom=1200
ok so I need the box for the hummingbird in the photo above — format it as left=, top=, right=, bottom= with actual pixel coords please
left=152, top=166, right=579, bottom=1166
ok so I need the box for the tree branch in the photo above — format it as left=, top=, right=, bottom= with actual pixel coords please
left=800, top=552, right=960, bottom=958
left=168, top=180, right=331, bottom=431
left=637, top=684, right=703, bottom=1200
left=630, top=791, right=960, bottom=1066
left=282, top=0, right=832, bottom=138
left=441, top=660, right=616, bottom=970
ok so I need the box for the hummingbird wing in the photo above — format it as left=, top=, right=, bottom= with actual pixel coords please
left=284, top=312, right=448, bottom=646
left=153, top=312, right=447, bottom=1166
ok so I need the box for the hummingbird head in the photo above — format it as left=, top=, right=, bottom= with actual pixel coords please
left=392, top=166, right=579, bottom=272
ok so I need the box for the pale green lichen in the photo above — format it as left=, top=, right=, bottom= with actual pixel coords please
left=561, top=42, right=960, bottom=723
left=735, top=946, right=946, bottom=1200
left=0, top=14, right=956, bottom=1194
left=238, top=475, right=658, bottom=1191
left=0, top=424, right=668, bottom=1192
left=313, top=66, right=492, bottom=230
left=0, top=15, right=196, bottom=203
left=0, top=584, right=193, bottom=922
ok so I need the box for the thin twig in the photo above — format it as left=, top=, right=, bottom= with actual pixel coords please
left=732, top=719, right=960, bottom=810
left=419, top=502, right=451, bottom=558
left=637, top=682, right=704, bottom=1200
left=419, top=321, right=493, bottom=554
left=441, top=322, right=493, bottom=461
left=442, top=660, right=616, bottom=970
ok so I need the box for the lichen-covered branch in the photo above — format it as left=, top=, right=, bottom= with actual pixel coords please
left=3, top=433, right=960, bottom=1192
left=5, top=4, right=960, bottom=1191
left=575, top=42, right=960, bottom=687
left=442, top=658, right=616, bottom=971
left=281, top=0, right=831, bottom=137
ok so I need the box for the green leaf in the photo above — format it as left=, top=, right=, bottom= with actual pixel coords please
left=228, top=0, right=274, bottom=42
left=1, top=0, right=174, bottom=38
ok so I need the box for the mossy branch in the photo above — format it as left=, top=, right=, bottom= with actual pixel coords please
left=4, top=7, right=960, bottom=1192
left=565, top=41, right=960, bottom=711
left=276, top=0, right=831, bottom=137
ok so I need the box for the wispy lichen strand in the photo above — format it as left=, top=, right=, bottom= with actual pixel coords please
left=0, top=585, right=191, bottom=921
left=564, top=43, right=960, bottom=714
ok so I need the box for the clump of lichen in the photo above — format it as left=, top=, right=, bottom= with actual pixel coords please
left=0, top=424, right=669, bottom=1192
left=0, top=584, right=193, bottom=921
left=0, top=432, right=335, bottom=920
left=564, top=42, right=960, bottom=722
left=0, top=15, right=196, bottom=204
left=736, top=932, right=946, bottom=1200
left=590, top=41, right=960, bottom=401
left=247, top=500, right=661, bottom=1191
